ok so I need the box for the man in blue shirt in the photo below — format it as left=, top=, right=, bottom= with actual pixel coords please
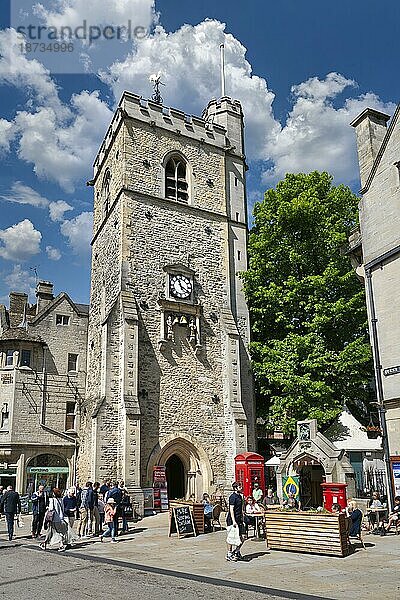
left=226, top=482, right=245, bottom=561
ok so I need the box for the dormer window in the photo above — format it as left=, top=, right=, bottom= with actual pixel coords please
left=102, top=168, right=111, bottom=216
left=165, top=155, right=189, bottom=203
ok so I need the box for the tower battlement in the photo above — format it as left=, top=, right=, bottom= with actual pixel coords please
left=93, top=92, right=230, bottom=178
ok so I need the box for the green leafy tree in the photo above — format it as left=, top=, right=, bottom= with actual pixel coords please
left=242, top=172, right=373, bottom=435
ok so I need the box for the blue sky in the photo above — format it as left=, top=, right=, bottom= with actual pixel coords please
left=0, top=0, right=398, bottom=305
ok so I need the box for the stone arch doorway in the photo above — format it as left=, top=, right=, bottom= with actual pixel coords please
left=293, top=455, right=325, bottom=508
left=147, top=434, right=213, bottom=500
left=165, top=454, right=185, bottom=499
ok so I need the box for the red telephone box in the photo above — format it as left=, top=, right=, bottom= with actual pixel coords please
left=234, top=452, right=266, bottom=498
left=321, top=482, right=348, bottom=512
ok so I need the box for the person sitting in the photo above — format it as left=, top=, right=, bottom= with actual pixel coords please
left=347, top=500, right=363, bottom=537
left=251, top=481, right=263, bottom=504
left=244, top=496, right=262, bottom=533
left=263, top=488, right=280, bottom=508
left=283, top=492, right=299, bottom=510
left=331, top=503, right=343, bottom=515
left=188, top=493, right=196, bottom=503
left=385, top=496, right=400, bottom=532
left=368, top=491, right=383, bottom=532
left=202, top=493, right=214, bottom=532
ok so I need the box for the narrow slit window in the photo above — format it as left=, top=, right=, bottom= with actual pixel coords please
left=165, top=156, right=189, bottom=203
left=68, top=353, right=78, bottom=372
left=65, top=401, right=76, bottom=431
left=102, top=169, right=111, bottom=216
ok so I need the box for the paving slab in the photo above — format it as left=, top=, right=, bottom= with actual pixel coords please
left=1, top=513, right=399, bottom=599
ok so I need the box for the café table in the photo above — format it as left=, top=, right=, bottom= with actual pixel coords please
left=366, top=507, right=388, bottom=531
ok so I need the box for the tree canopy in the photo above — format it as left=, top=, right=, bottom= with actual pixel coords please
left=242, top=171, right=373, bottom=435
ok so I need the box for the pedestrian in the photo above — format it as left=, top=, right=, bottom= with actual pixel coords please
left=77, top=481, right=94, bottom=538
left=40, top=488, right=74, bottom=552
left=99, top=479, right=110, bottom=497
left=100, top=498, right=118, bottom=543
left=105, top=481, right=122, bottom=537
left=98, top=493, right=105, bottom=531
left=92, top=482, right=101, bottom=535
left=226, top=481, right=246, bottom=561
left=0, top=485, right=21, bottom=541
left=31, top=484, right=49, bottom=538
left=121, top=489, right=131, bottom=533
left=63, top=488, right=78, bottom=529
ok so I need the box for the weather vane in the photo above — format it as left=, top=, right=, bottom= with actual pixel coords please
left=149, top=71, right=165, bottom=104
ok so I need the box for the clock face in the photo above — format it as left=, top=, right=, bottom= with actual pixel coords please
left=169, top=274, right=192, bottom=299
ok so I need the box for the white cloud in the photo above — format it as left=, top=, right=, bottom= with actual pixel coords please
left=0, top=219, right=42, bottom=261
left=49, top=200, right=73, bottom=222
left=0, top=28, right=63, bottom=111
left=34, top=0, right=155, bottom=30
left=0, top=118, right=16, bottom=152
left=46, top=245, right=61, bottom=260
left=264, top=74, right=396, bottom=185
left=102, top=20, right=279, bottom=161
left=0, top=28, right=112, bottom=190
left=4, top=264, right=36, bottom=298
left=1, top=181, right=49, bottom=207
left=14, top=90, right=112, bottom=191
left=60, top=211, right=93, bottom=255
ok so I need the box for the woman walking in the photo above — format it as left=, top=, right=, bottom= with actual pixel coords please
left=40, top=488, right=75, bottom=552
left=63, top=488, right=78, bottom=530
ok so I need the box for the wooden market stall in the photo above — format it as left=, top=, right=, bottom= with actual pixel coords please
left=264, top=511, right=351, bottom=557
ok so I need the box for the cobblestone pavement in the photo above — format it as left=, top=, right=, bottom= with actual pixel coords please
left=1, top=513, right=399, bottom=599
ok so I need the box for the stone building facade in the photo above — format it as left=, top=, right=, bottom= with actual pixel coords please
left=350, top=105, right=400, bottom=497
left=80, top=92, right=255, bottom=502
left=0, top=282, right=88, bottom=493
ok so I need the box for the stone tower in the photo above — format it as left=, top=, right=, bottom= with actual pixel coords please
left=80, top=91, right=255, bottom=504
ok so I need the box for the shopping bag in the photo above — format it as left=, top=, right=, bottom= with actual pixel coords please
left=226, top=524, right=241, bottom=546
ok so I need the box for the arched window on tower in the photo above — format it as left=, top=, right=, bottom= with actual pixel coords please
left=102, top=169, right=111, bottom=216
left=165, top=155, right=189, bottom=203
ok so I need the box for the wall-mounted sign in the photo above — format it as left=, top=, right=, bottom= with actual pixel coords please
left=28, top=467, right=69, bottom=474
left=383, top=365, right=400, bottom=376
left=391, top=461, right=400, bottom=496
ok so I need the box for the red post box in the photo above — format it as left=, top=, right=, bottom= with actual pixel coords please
left=321, top=482, right=348, bottom=512
left=234, top=452, right=266, bottom=499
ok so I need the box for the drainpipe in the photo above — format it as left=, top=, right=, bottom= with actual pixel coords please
left=365, top=269, right=395, bottom=511
left=40, top=344, right=79, bottom=486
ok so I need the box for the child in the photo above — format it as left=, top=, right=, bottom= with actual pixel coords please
left=100, top=498, right=118, bottom=543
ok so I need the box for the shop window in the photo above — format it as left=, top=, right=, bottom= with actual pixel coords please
left=21, top=349, right=31, bottom=367
left=56, top=314, right=70, bottom=326
left=65, top=401, right=76, bottom=431
left=5, top=350, right=14, bottom=366
left=67, top=353, right=78, bottom=372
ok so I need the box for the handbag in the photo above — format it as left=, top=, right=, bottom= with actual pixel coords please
left=44, top=509, right=55, bottom=523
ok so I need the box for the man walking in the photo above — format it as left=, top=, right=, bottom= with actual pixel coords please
left=0, top=485, right=21, bottom=541
left=92, top=482, right=101, bottom=536
left=31, top=485, right=49, bottom=538
left=226, top=481, right=245, bottom=561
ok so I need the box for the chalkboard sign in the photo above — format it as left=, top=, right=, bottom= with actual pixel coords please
left=169, top=505, right=196, bottom=538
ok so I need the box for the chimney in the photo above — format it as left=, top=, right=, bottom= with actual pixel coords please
left=350, top=108, right=391, bottom=189
left=9, top=292, right=28, bottom=328
left=36, top=280, right=54, bottom=314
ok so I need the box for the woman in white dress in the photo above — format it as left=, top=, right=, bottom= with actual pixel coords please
left=40, top=488, right=75, bottom=552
